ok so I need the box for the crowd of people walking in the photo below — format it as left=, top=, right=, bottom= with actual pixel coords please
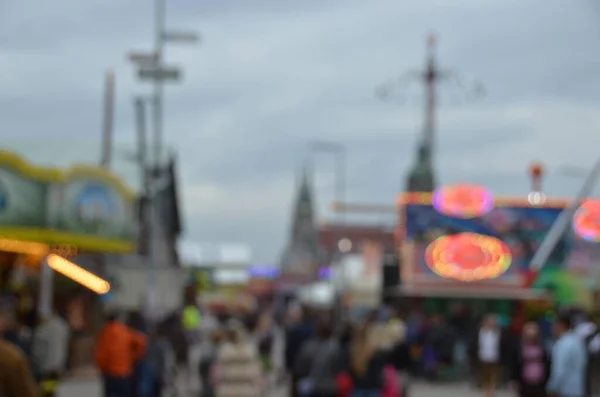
left=281, top=304, right=600, bottom=397
left=1, top=292, right=600, bottom=397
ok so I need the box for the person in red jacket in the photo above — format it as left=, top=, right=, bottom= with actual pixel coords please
left=95, top=312, right=147, bottom=397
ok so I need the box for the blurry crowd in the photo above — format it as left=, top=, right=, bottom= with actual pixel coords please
left=281, top=304, right=600, bottom=397
left=94, top=302, right=276, bottom=397
left=283, top=306, right=409, bottom=397
left=468, top=308, right=600, bottom=397
left=1, top=294, right=600, bottom=397
left=0, top=298, right=70, bottom=397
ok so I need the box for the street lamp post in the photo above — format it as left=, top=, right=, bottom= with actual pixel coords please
left=144, top=176, right=171, bottom=318
left=127, top=0, right=198, bottom=315
left=128, top=0, right=199, bottom=166
left=123, top=95, right=171, bottom=318
left=152, top=0, right=166, bottom=167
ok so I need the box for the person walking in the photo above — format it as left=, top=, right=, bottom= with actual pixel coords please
left=32, top=311, right=71, bottom=397
left=422, top=313, right=454, bottom=381
left=509, top=322, right=549, bottom=397
left=348, top=323, right=388, bottom=397
left=127, top=311, right=149, bottom=397
left=0, top=302, right=38, bottom=397
left=285, top=306, right=314, bottom=397
left=472, top=314, right=504, bottom=397
left=199, top=329, right=222, bottom=397
left=213, top=320, right=264, bottom=397
left=0, top=338, right=39, bottom=397
left=146, top=323, right=175, bottom=397
left=293, top=321, right=341, bottom=397
left=574, top=313, right=600, bottom=397
left=547, top=314, right=586, bottom=397
left=256, top=310, right=275, bottom=375
left=95, top=312, right=148, bottom=397
left=181, top=304, right=202, bottom=395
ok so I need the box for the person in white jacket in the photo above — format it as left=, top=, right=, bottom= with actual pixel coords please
left=32, top=312, right=70, bottom=397
left=213, top=320, right=264, bottom=397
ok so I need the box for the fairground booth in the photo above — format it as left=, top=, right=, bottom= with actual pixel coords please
left=0, top=151, right=136, bottom=366
left=396, top=187, right=600, bottom=322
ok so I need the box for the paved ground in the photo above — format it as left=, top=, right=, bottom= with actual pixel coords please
left=59, top=327, right=511, bottom=397
left=59, top=379, right=511, bottom=397
left=265, top=381, right=512, bottom=397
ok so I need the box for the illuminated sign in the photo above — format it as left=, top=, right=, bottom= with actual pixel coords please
left=573, top=199, right=600, bottom=242
left=47, top=254, right=110, bottom=294
left=0, top=237, right=104, bottom=293
left=0, top=151, right=135, bottom=253
left=425, top=232, right=512, bottom=282
left=248, top=266, right=281, bottom=279
left=433, top=184, right=494, bottom=219
left=0, top=237, right=78, bottom=258
left=400, top=192, right=599, bottom=305
left=0, top=237, right=49, bottom=256
left=318, top=266, right=332, bottom=280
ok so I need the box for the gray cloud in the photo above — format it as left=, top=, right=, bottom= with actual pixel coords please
left=2, top=0, right=600, bottom=262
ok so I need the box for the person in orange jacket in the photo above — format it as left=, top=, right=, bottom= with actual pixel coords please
left=95, top=312, right=147, bottom=397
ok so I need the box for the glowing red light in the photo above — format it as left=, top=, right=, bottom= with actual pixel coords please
left=573, top=199, right=600, bottom=242
left=425, top=232, right=512, bottom=282
left=530, top=163, right=544, bottom=179
left=432, top=184, right=494, bottom=219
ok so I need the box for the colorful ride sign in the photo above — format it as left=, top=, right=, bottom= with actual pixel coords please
left=425, top=232, right=512, bottom=282
left=573, top=199, right=600, bottom=242
left=0, top=151, right=136, bottom=253
left=432, top=184, right=494, bottom=219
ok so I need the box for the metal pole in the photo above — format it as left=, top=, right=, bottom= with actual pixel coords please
left=334, top=147, right=348, bottom=327
left=134, top=98, right=148, bottom=192
left=310, top=142, right=347, bottom=326
left=335, top=146, right=345, bottom=226
left=101, top=70, right=115, bottom=168
left=529, top=157, right=600, bottom=273
left=37, top=257, right=54, bottom=318
left=134, top=97, right=151, bottom=269
left=153, top=0, right=165, bottom=166
left=146, top=190, right=158, bottom=318
left=95, top=70, right=115, bottom=323
left=144, top=0, right=165, bottom=319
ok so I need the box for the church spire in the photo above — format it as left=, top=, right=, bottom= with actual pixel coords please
left=297, top=167, right=312, bottom=210
left=280, top=167, right=323, bottom=277
left=291, top=167, right=316, bottom=239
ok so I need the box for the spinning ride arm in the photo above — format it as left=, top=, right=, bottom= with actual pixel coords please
left=525, top=157, right=600, bottom=288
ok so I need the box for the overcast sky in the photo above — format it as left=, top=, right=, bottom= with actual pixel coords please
left=2, top=0, right=600, bottom=263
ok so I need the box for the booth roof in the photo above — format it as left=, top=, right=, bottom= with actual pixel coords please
left=2, top=140, right=175, bottom=193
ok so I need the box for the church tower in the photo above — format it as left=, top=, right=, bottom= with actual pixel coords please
left=280, top=169, right=324, bottom=278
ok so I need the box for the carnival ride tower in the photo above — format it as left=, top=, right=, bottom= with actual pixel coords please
left=377, top=34, right=484, bottom=194
left=406, top=35, right=438, bottom=193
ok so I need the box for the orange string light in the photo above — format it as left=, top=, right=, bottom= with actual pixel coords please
left=0, top=237, right=50, bottom=256
left=46, top=254, right=110, bottom=294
